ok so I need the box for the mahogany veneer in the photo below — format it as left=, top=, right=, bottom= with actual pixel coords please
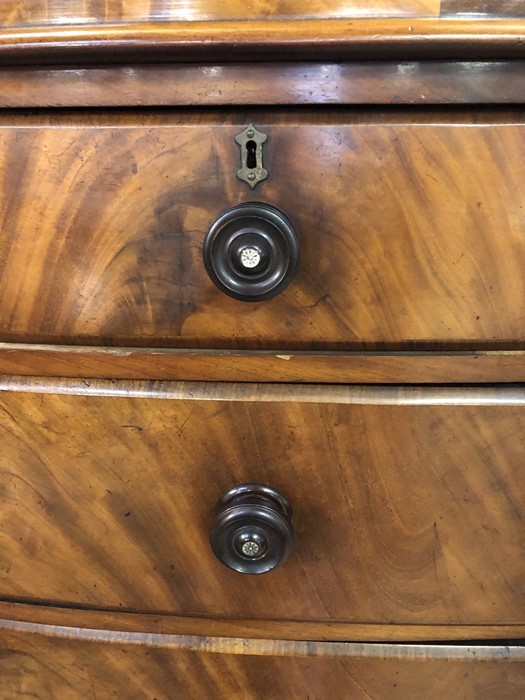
left=1, top=624, right=523, bottom=700
left=0, top=380, right=523, bottom=623
left=0, top=111, right=523, bottom=350
left=0, top=1, right=523, bottom=697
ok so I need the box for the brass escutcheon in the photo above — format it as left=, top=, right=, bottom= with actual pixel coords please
left=235, top=123, right=268, bottom=189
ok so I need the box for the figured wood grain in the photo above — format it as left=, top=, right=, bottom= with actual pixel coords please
left=1, top=18, right=524, bottom=65
left=1, top=61, right=524, bottom=108
left=2, top=616, right=524, bottom=660
left=1, top=345, right=524, bottom=383
left=2, top=376, right=525, bottom=404
left=1, top=6, right=522, bottom=697
left=1, top=601, right=524, bottom=642
left=0, top=381, right=522, bottom=624
left=0, top=628, right=523, bottom=700
left=0, top=111, right=523, bottom=351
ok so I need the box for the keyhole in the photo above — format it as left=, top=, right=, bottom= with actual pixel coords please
left=246, top=140, right=257, bottom=169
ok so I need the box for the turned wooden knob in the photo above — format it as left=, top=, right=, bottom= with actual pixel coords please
left=209, top=483, right=293, bottom=574
left=203, top=203, right=299, bottom=301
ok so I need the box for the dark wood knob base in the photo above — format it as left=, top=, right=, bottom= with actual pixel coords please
left=203, top=203, right=299, bottom=302
left=209, top=483, right=293, bottom=574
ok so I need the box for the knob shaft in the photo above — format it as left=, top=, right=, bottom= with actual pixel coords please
left=203, top=203, right=299, bottom=301
left=210, top=483, right=293, bottom=574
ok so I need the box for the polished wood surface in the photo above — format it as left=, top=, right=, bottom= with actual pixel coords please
left=1, top=18, right=524, bottom=65
left=4, top=614, right=524, bottom=660
left=1, top=61, right=524, bottom=108
left=1, top=344, right=524, bottom=383
left=0, top=4, right=522, bottom=695
left=4, top=375, right=525, bottom=407
left=2, top=0, right=523, bottom=26
left=1, top=627, right=523, bottom=700
left=441, top=1, right=525, bottom=17
left=0, top=380, right=522, bottom=624
left=2, top=376, right=524, bottom=403
left=1, top=601, right=524, bottom=643
left=1, top=111, right=523, bottom=350
left=1, top=0, right=440, bottom=25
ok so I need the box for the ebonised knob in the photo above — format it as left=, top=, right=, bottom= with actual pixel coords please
left=209, top=483, right=293, bottom=574
left=203, top=203, right=299, bottom=301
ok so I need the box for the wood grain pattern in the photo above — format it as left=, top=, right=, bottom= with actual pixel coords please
left=1, top=628, right=523, bottom=700
left=1, top=600, right=524, bottom=642
left=1, top=5, right=522, bottom=695
left=2, top=616, right=525, bottom=660
left=1, top=61, right=524, bottom=108
left=0, top=381, right=522, bottom=624
left=2, top=376, right=524, bottom=403
left=1, top=18, right=524, bottom=65
left=1, top=111, right=523, bottom=350
left=1, top=344, right=524, bottom=383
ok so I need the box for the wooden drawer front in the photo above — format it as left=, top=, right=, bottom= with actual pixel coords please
left=0, top=112, right=523, bottom=350
left=1, top=622, right=523, bottom=700
left=0, top=381, right=522, bottom=625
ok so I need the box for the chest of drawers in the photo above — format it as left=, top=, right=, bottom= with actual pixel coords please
left=0, top=1, right=524, bottom=698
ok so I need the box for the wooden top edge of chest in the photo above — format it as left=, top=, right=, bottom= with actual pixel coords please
left=0, top=17, right=524, bottom=65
